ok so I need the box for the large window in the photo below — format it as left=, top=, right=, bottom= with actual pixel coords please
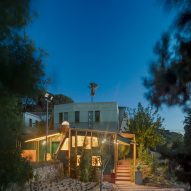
left=76, top=155, right=101, bottom=166
left=60, top=138, right=69, bottom=150
left=95, top=111, right=100, bottom=122
left=64, top=112, right=68, bottom=121
left=72, top=136, right=98, bottom=148
left=59, top=112, right=63, bottom=124
left=75, top=111, right=80, bottom=123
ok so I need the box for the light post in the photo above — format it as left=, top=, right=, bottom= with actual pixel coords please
left=44, top=92, right=53, bottom=161
left=100, top=138, right=106, bottom=191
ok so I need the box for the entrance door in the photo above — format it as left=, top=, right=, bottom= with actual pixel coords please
left=52, top=141, right=60, bottom=159
left=88, top=111, right=93, bottom=129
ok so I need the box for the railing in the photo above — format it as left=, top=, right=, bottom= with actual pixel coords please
left=54, top=122, right=118, bottom=132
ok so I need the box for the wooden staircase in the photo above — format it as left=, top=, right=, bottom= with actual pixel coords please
left=115, top=160, right=132, bottom=184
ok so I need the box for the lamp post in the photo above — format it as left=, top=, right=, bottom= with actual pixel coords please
left=44, top=92, right=53, bottom=161
left=100, top=138, right=107, bottom=191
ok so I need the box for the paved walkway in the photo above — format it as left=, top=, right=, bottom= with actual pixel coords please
left=116, top=183, right=185, bottom=191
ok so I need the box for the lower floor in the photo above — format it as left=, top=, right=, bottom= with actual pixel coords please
left=23, top=127, right=136, bottom=182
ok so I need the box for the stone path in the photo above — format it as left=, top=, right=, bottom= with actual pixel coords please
left=116, top=183, right=185, bottom=191
left=23, top=179, right=185, bottom=191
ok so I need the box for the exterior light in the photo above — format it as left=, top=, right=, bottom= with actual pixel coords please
left=62, top=121, right=69, bottom=126
left=102, top=139, right=106, bottom=144
left=42, top=140, right=46, bottom=146
left=45, top=92, right=53, bottom=102
left=44, top=92, right=54, bottom=161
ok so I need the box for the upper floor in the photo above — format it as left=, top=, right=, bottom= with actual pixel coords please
left=54, top=102, right=126, bottom=132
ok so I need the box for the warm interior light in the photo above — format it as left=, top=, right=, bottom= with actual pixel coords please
left=61, top=138, right=69, bottom=150
left=72, top=136, right=99, bottom=148
left=42, top=140, right=46, bottom=146
left=102, top=139, right=106, bottom=144
left=92, top=156, right=101, bottom=166
left=25, top=133, right=61, bottom=142
left=77, top=155, right=81, bottom=166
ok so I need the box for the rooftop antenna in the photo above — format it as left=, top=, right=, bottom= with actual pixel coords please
left=89, top=82, right=98, bottom=103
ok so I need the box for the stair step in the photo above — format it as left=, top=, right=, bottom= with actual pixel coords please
left=116, top=173, right=131, bottom=177
left=116, top=169, right=131, bottom=173
left=115, top=177, right=131, bottom=181
left=117, top=168, right=131, bottom=170
left=117, top=166, right=131, bottom=169
left=117, top=164, right=131, bottom=166
left=117, top=165, right=131, bottom=167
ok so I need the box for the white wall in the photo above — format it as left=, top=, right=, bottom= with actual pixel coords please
left=54, top=102, right=119, bottom=131
left=23, top=112, right=42, bottom=128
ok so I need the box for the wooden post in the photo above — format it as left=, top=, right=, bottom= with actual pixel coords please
left=68, top=128, right=71, bottom=177
left=114, top=133, right=117, bottom=177
left=75, top=130, right=77, bottom=177
left=37, top=141, right=40, bottom=162
left=133, top=135, right=136, bottom=182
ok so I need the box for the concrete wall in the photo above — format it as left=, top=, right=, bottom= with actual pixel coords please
left=54, top=102, right=119, bottom=132
left=23, top=112, right=41, bottom=128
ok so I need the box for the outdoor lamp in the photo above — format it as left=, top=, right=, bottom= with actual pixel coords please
left=44, top=92, right=53, bottom=161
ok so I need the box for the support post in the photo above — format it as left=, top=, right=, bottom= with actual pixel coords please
left=133, top=136, right=136, bottom=182
left=68, top=128, right=71, bottom=177
left=45, top=100, right=48, bottom=161
left=114, top=134, right=117, bottom=178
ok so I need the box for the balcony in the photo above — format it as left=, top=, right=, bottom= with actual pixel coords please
left=54, top=122, right=118, bottom=132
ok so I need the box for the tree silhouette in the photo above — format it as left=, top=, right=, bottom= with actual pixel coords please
left=89, top=82, right=98, bottom=102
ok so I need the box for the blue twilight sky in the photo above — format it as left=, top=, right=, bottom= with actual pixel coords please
left=28, top=0, right=185, bottom=133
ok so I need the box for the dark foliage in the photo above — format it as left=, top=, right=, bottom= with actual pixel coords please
left=145, top=0, right=191, bottom=188
left=144, top=1, right=191, bottom=109
left=184, top=110, right=191, bottom=154
left=0, top=0, right=45, bottom=189
left=21, top=94, right=74, bottom=112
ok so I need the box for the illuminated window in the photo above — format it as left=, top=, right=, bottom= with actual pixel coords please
left=72, top=136, right=99, bottom=148
left=77, top=135, right=84, bottom=147
left=61, top=138, right=68, bottom=150
left=92, top=137, right=99, bottom=147
left=92, top=156, right=101, bottom=166
left=84, top=137, right=91, bottom=149
left=72, top=136, right=75, bottom=147
left=77, top=155, right=81, bottom=166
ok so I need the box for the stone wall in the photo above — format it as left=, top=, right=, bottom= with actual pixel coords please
left=32, top=162, right=63, bottom=182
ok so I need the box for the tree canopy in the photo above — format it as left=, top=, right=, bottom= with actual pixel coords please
left=144, top=0, right=191, bottom=109
left=183, top=109, right=191, bottom=154
left=144, top=0, right=191, bottom=187
left=22, top=93, right=74, bottom=112
left=0, top=0, right=45, bottom=189
left=128, top=103, right=164, bottom=150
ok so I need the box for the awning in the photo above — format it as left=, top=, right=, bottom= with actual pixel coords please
left=117, top=134, right=131, bottom=145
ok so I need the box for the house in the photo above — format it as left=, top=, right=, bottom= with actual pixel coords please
left=23, top=112, right=43, bottom=128
left=54, top=102, right=129, bottom=132
left=23, top=102, right=136, bottom=183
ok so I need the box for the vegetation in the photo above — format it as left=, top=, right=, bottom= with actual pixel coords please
left=184, top=109, right=191, bottom=154
left=118, top=144, right=130, bottom=160
left=144, top=0, right=191, bottom=188
left=126, top=103, right=185, bottom=186
left=144, top=0, right=191, bottom=109
left=22, top=93, right=74, bottom=112
left=89, top=82, right=98, bottom=102
left=128, top=103, right=164, bottom=151
left=0, top=0, right=46, bottom=189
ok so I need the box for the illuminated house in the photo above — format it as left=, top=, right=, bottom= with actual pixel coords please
left=23, top=102, right=136, bottom=183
